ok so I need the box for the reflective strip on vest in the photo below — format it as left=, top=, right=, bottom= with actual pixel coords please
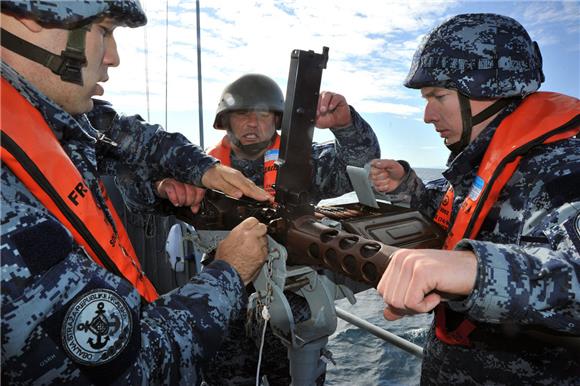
left=208, top=134, right=281, bottom=196
left=0, top=78, right=159, bottom=302
left=433, top=92, right=579, bottom=346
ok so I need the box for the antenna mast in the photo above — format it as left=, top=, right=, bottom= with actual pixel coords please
left=196, top=0, right=204, bottom=148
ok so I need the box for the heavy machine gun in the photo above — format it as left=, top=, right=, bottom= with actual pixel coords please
left=170, top=47, right=444, bottom=385
left=171, top=46, right=443, bottom=287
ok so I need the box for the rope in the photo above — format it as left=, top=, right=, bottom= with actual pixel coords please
left=256, top=306, right=270, bottom=386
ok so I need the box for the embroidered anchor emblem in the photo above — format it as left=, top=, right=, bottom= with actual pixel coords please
left=63, top=289, right=131, bottom=365
left=77, top=302, right=117, bottom=349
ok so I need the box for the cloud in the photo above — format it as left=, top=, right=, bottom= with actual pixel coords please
left=103, top=0, right=577, bottom=169
left=517, top=1, right=579, bottom=47
left=520, top=1, right=579, bottom=27
left=106, top=0, right=458, bottom=119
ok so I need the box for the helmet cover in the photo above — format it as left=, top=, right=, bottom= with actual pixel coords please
left=405, top=13, right=544, bottom=98
left=1, top=0, right=147, bottom=29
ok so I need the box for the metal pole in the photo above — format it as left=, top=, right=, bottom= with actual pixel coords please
left=335, top=307, right=423, bottom=359
left=142, top=0, right=150, bottom=122
left=196, top=0, right=204, bottom=149
left=165, top=0, right=169, bottom=131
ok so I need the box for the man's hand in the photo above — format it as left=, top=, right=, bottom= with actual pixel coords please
left=377, top=249, right=478, bottom=321
left=315, top=91, right=352, bottom=129
left=215, top=217, right=268, bottom=284
left=201, top=164, right=273, bottom=202
left=155, top=178, right=205, bottom=214
left=369, top=159, right=406, bottom=193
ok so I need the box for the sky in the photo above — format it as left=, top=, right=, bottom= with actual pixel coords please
left=105, top=0, right=580, bottom=168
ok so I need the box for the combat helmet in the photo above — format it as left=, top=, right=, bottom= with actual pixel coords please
left=405, top=13, right=545, bottom=153
left=213, top=73, right=285, bottom=130
left=1, top=0, right=147, bottom=85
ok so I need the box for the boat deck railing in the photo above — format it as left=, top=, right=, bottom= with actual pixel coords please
left=335, top=307, right=424, bottom=359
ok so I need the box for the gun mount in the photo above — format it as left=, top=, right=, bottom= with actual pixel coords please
left=167, top=46, right=444, bottom=384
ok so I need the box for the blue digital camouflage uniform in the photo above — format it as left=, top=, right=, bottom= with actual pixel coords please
left=202, top=109, right=380, bottom=386
left=377, top=99, right=580, bottom=384
left=1, top=60, right=248, bottom=385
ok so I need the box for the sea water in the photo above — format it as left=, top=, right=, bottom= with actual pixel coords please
left=324, top=168, right=444, bottom=386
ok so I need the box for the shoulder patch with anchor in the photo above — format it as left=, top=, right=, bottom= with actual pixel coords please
left=61, top=288, right=132, bottom=366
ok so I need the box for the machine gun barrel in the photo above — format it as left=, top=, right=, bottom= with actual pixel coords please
left=170, top=200, right=396, bottom=288
left=170, top=195, right=444, bottom=288
left=284, top=215, right=396, bottom=287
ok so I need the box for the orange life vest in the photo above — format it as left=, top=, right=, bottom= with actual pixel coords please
left=208, top=134, right=280, bottom=196
left=0, top=78, right=159, bottom=302
left=433, top=92, right=579, bottom=346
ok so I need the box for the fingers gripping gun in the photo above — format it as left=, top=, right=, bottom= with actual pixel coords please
left=172, top=47, right=444, bottom=385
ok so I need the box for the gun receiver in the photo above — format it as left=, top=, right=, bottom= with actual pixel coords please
left=170, top=46, right=444, bottom=287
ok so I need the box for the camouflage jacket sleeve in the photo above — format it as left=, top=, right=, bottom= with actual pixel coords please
left=448, top=139, right=580, bottom=334
left=310, top=107, right=380, bottom=203
left=0, top=170, right=246, bottom=384
left=373, top=160, right=447, bottom=216
left=86, top=100, right=219, bottom=213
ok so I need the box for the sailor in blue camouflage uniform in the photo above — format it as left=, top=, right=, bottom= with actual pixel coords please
left=371, top=14, right=579, bottom=384
left=200, top=75, right=380, bottom=385
left=1, top=1, right=273, bottom=385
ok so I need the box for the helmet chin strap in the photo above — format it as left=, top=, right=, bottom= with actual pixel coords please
left=447, top=93, right=517, bottom=154
left=227, top=131, right=276, bottom=158
left=1, top=27, right=88, bottom=85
